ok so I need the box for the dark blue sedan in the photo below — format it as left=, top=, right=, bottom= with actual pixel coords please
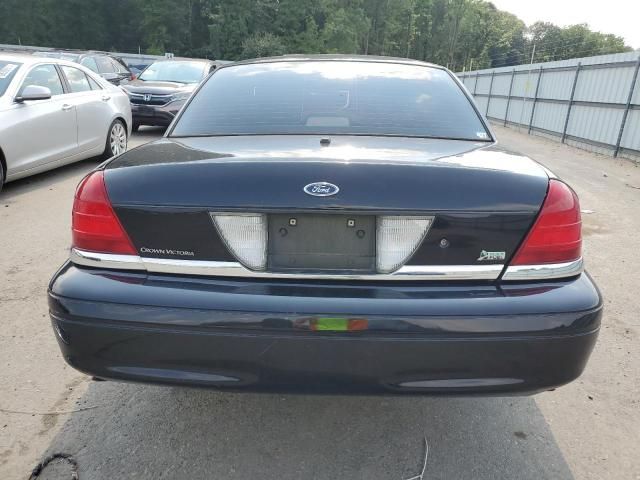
left=48, top=56, right=601, bottom=395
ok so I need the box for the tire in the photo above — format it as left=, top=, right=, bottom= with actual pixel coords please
left=132, top=122, right=140, bottom=133
left=102, top=119, right=128, bottom=159
left=0, top=160, right=4, bottom=194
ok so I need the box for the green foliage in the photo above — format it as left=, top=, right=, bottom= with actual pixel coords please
left=528, top=22, right=630, bottom=64
left=240, top=32, right=286, bottom=59
left=321, top=3, right=369, bottom=54
left=0, top=0, right=633, bottom=67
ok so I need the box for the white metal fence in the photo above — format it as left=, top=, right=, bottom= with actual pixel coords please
left=458, top=51, right=640, bottom=161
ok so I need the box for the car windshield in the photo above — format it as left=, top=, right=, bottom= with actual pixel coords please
left=139, top=61, right=207, bottom=84
left=0, top=60, right=22, bottom=97
left=171, top=61, right=491, bottom=141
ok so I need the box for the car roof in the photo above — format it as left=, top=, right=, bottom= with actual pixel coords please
left=32, top=51, right=83, bottom=60
left=227, top=54, right=445, bottom=70
left=0, top=52, right=38, bottom=64
left=34, top=49, right=116, bottom=56
left=0, top=52, right=95, bottom=68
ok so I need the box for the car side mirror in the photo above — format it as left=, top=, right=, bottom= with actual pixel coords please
left=15, top=85, right=52, bottom=103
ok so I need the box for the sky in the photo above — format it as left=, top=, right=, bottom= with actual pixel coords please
left=489, top=0, right=640, bottom=49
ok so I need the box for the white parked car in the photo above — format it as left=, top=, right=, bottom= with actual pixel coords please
left=0, top=53, right=132, bottom=191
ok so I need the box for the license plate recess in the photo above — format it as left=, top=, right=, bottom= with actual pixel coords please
left=268, top=214, right=375, bottom=273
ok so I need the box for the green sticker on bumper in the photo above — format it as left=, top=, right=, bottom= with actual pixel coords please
left=314, top=317, right=349, bottom=331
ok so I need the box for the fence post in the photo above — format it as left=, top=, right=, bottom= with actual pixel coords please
left=562, top=62, right=582, bottom=143
left=473, top=71, right=479, bottom=95
left=486, top=71, right=495, bottom=117
left=504, top=68, right=516, bottom=126
left=614, top=55, right=640, bottom=157
left=528, top=66, right=543, bottom=134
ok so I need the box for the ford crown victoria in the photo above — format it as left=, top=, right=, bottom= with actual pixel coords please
left=48, top=56, right=602, bottom=395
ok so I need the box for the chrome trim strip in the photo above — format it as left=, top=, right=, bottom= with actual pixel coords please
left=129, top=92, right=174, bottom=106
left=502, top=258, right=584, bottom=281
left=70, top=248, right=503, bottom=281
left=71, top=249, right=145, bottom=270
left=388, top=264, right=502, bottom=280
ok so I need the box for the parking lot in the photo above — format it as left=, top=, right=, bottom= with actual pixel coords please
left=1, top=125, right=638, bottom=479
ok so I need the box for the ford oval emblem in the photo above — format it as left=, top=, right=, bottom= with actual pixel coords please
left=303, top=182, right=340, bottom=197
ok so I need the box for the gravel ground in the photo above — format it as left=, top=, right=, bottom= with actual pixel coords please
left=0, top=125, right=638, bottom=479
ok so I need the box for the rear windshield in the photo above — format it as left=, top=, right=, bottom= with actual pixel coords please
left=0, top=60, right=22, bottom=97
left=171, top=61, right=490, bottom=141
left=139, top=61, right=208, bottom=84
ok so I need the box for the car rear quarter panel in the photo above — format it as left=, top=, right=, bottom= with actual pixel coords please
left=111, top=89, right=133, bottom=136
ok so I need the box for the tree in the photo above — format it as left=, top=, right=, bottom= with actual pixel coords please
left=240, top=32, right=286, bottom=59
left=0, top=0, right=632, bottom=65
left=321, top=3, right=370, bottom=54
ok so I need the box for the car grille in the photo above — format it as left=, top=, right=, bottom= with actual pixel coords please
left=129, top=93, right=173, bottom=106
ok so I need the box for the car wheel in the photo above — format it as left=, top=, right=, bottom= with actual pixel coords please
left=0, top=161, right=4, bottom=194
left=103, top=120, right=128, bottom=159
left=132, top=123, right=140, bottom=133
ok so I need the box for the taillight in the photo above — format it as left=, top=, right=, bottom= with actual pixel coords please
left=72, top=171, right=136, bottom=255
left=210, top=213, right=267, bottom=270
left=376, top=216, right=433, bottom=273
left=510, top=179, right=581, bottom=265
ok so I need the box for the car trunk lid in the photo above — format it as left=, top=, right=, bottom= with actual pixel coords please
left=100, top=136, right=549, bottom=276
left=105, top=136, right=548, bottom=212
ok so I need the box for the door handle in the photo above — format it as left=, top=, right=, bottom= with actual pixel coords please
left=62, top=104, right=73, bottom=111
left=101, top=95, right=111, bottom=101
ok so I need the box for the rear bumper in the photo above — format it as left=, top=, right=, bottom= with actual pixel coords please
left=48, top=263, right=602, bottom=395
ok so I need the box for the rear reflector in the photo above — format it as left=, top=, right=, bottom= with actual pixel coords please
left=211, top=213, right=267, bottom=270
left=72, top=171, right=136, bottom=255
left=510, top=180, right=581, bottom=265
left=376, top=216, right=433, bottom=273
